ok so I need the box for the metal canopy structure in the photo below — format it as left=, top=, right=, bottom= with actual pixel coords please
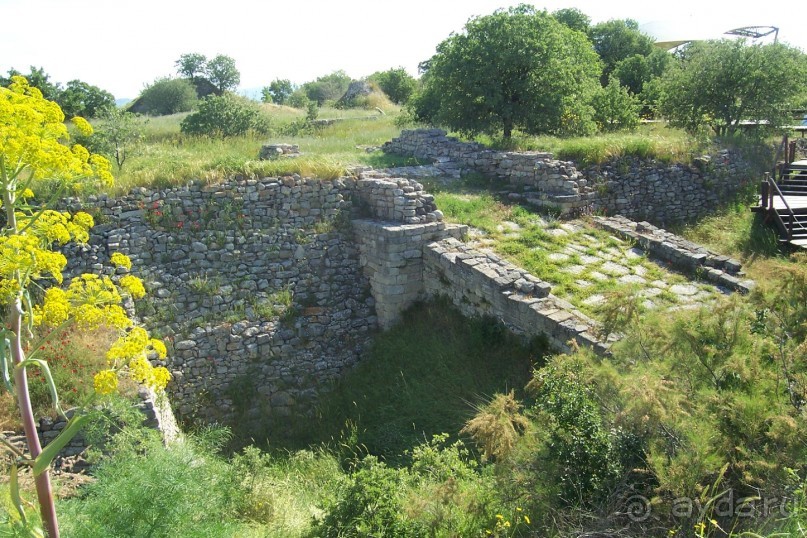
left=725, top=26, right=779, bottom=42
left=644, top=21, right=780, bottom=50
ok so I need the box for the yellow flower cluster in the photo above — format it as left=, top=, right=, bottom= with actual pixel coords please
left=34, top=273, right=131, bottom=330
left=110, top=252, right=132, bottom=270
left=71, top=116, right=93, bottom=137
left=119, top=275, right=146, bottom=299
left=1, top=76, right=113, bottom=189
left=93, top=369, right=118, bottom=395
left=102, top=327, right=172, bottom=393
left=16, top=210, right=93, bottom=246
left=0, top=234, right=67, bottom=284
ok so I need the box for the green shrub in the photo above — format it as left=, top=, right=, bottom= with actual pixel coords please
left=59, top=427, right=243, bottom=537
left=136, top=77, right=198, bottom=116
left=181, top=94, right=270, bottom=138
left=526, top=356, right=619, bottom=504
left=312, top=456, right=421, bottom=538
left=591, top=77, right=641, bottom=132
left=368, top=67, right=417, bottom=104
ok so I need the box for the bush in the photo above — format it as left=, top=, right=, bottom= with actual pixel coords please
left=59, top=427, right=243, bottom=537
left=180, top=94, right=270, bottom=138
left=136, top=77, right=197, bottom=116
left=368, top=67, right=417, bottom=104
left=286, top=88, right=311, bottom=109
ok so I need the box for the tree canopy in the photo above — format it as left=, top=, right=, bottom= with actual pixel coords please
left=590, top=19, right=655, bottom=85
left=0, top=67, right=115, bottom=117
left=265, top=78, right=293, bottom=105
left=551, top=7, right=591, bottom=34
left=368, top=67, right=417, bottom=104
left=414, top=4, right=601, bottom=138
left=205, top=55, right=240, bottom=95
left=659, top=40, right=807, bottom=135
left=175, top=53, right=207, bottom=79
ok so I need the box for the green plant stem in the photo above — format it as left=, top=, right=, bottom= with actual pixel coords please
left=3, top=183, right=60, bottom=538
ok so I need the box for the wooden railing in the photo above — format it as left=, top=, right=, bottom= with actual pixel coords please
left=765, top=172, right=807, bottom=241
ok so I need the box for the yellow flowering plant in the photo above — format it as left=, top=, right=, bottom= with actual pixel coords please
left=0, top=77, right=169, bottom=538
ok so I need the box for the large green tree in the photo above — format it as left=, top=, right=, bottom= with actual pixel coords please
left=551, top=7, right=591, bottom=34
left=415, top=4, right=601, bottom=138
left=659, top=40, right=807, bottom=135
left=303, top=70, right=352, bottom=105
left=266, top=78, right=293, bottom=105
left=205, top=54, right=240, bottom=95
left=175, top=52, right=208, bottom=79
left=368, top=67, right=417, bottom=104
left=590, top=19, right=654, bottom=85
left=58, top=79, right=115, bottom=118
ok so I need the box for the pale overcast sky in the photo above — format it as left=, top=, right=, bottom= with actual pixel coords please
left=0, top=0, right=803, bottom=99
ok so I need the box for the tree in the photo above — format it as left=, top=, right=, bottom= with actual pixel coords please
left=267, top=78, right=293, bottom=105
left=205, top=54, right=240, bottom=95
left=659, top=40, right=807, bottom=136
left=180, top=94, right=269, bottom=138
left=91, top=107, right=147, bottom=169
left=416, top=4, right=601, bottom=138
left=591, top=78, right=641, bottom=132
left=260, top=86, right=273, bottom=103
left=0, top=76, right=169, bottom=537
left=368, top=67, right=417, bottom=104
left=303, top=70, right=352, bottom=105
left=175, top=52, right=208, bottom=79
left=551, top=7, right=591, bottom=34
left=57, top=79, right=116, bottom=118
left=590, top=19, right=655, bottom=85
left=287, top=88, right=311, bottom=109
left=0, top=66, right=62, bottom=102
left=136, top=77, right=198, bottom=115
left=612, top=49, right=672, bottom=116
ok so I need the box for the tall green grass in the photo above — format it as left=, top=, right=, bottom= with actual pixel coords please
left=104, top=107, right=412, bottom=195
left=286, top=299, right=545, bottom=461
left=474, top=122, right=706, bottom=166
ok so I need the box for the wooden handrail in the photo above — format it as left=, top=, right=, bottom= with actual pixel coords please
left=766, top=172, right=807, bottom=240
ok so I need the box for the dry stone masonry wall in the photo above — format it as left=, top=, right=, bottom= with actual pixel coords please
left=593, top=215, right=754, bottom=293
left=423, top=238, right=608, bottom=355
left=62, top=152, right=748, bottom=431
left=384, top=129, right=595, bottom=213
left=62, top=175, right=438, bottom=429
left=384, top=129, right=755, bottom=224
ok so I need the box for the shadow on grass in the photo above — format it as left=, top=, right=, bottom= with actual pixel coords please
left=256, top=298, right=546, bottom=464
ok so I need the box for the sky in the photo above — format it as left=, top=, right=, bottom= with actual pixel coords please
left=0, top=0, right=804, bottom=100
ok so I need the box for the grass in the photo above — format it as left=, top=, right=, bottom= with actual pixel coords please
left=98, top=106, right=417, bottom=195
left=472, top=122, right=708, bottom=167
left=0, top=327, right=119, bottom=430
left=282, top=298, right=545, bottom=462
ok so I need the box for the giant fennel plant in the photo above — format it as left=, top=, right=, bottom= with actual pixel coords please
left=1, top=76, right=170, bottom=537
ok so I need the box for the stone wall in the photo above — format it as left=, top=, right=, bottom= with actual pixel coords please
left=383, top=129, right=595, bottom=213
left=353, top=220, right=466, bottom=328
left=422, top=238, right=608, bottom=355
left=588, top=153, right=753, bottom=225
left=383, top=129, right=756, bottom=224
left=62, top=175, right=438, bottom=428
left=592, top=215, right=754, bottom=293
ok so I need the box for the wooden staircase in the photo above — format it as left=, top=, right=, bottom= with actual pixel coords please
left=755, top=136, right=807, bottom=249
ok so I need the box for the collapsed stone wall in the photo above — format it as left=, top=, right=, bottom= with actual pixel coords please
left=383, top=129, right=756, bottom=224
left=383, top=129, right=594, bottom=213
left=62, top=175, right=438, bottom=428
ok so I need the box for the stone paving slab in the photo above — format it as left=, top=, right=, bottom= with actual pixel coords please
left=470, top=216, right=746, bottom=317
